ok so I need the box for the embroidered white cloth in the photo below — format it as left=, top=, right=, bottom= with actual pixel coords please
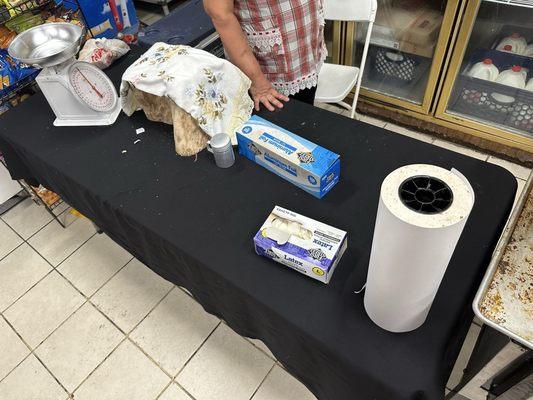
left=120, top=43, right=254, bottom=144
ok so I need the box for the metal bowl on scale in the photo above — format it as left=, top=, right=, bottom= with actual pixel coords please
left=8, top=23, right=84, bottom=67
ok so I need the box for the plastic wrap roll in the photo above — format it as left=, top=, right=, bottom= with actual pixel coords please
left=364, top=164, right=475, bottom=333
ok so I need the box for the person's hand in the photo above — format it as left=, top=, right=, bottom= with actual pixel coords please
left=250, top=76, right=289, bottom=111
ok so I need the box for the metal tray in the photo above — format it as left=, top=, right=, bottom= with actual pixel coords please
left=473, top=171, right=532, bottom=350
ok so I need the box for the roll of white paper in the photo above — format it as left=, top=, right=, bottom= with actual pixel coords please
left=364, top=164, right=475, bottom=333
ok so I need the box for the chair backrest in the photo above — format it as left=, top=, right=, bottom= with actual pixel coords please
left=323, top=0, right=377, bottom=22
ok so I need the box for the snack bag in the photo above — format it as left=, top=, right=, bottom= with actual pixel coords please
left=0, top=26, right=16, bottom=49
left=0, top=49, right=37, bottom=95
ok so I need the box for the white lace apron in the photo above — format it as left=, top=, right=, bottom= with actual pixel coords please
left=234, top=0, right=327, bottom=96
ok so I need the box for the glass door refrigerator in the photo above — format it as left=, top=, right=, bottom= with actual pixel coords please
left=436, top=0, right=533, bottom=152
left=343, top=0, right=463, bottom=114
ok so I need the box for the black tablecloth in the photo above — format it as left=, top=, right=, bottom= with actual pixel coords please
left=0, top=50, right=516, bottom=400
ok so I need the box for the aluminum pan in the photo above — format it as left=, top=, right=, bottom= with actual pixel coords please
left=473, top=172, right=532, bottom=350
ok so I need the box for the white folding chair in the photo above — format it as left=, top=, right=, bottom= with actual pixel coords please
left=315, top=0, right=377, bottom=119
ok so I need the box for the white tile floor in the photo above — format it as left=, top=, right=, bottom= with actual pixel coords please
left=0, top=108, right=530, bottom=400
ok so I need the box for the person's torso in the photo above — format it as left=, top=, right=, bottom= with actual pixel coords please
left=234, top=0, right=326, bottom=95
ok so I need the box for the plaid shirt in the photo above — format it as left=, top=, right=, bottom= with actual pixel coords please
left=235, top=0, right=326, bottom=95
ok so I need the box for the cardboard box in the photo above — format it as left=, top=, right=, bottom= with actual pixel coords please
left=401, top=9, right=442, bottom=49
left=236, top=116, right=340, bottom=199
left=254, top=206, right=348, bottom=284
left=374, top=5, right=442, bottom=48
left=399, top=40, right=436, bottom=58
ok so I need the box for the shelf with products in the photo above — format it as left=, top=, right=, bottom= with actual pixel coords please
left=0, top=0, right=53, bottom=26
left=0, top=1, right=84, bottom=109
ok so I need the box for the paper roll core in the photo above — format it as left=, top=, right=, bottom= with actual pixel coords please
left=399, top=175, right=453, bottom=214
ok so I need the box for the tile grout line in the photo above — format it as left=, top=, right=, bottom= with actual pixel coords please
left=170, top=284, right=279, bottom=362
left=168, top=285, right=276, bottom=362
left=3, top=238, right=175, bottom=396
left=2, top=199, right=72, bottom=245
left=0, top=203, right=71, bottom=265
left=0, top=249, right=134, bottom=390
left=219, top=319, right=276, bottom=362
left=56, top=253, right=135, bottom=306
left=0, top=267, right=56, bottom=314
left=48, top=255, right=136, bottom=344
left=0, top=313, right=69, bottom=398
left=0, top=314, right=33, bottom=384
left=0, top=310, right=72, bottom=397
left=1, top=219, right=97, bottom=313
left=163, top=321, right=223, bottom=400
left=379, top=121, right=532, bottom=167
left=69, top=285, right=177, bottom=396
left=172, top=381, right=197, bottom=400
left=247, top=363, right=276, bottom=400
left=0, top=203, right=54, bottom=241
left=1, top=206, right=34, bottom=241
left=154, top=380, right=175, bottom=400
left=21, top=218, right=98, bottom=274
left=245, top=338, right=277, bottom=362
left=32, top=347, right=72, bottom=398
left=68, top=335, right=131, bottom=396
left=0, top=231, right=99, bottom=312
left=0, top=219, right=26, bottom=263
left=171, top=320, right=222, bottom=381
left=1, top=213, right=96, bottom=275
left=0, top=239, right=25, bottom=265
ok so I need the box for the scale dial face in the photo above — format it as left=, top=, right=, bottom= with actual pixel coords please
left=68, top=61, right=118, bottom=112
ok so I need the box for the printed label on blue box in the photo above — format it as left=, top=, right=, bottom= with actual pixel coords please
left=236, top=116, right=340, bottom=198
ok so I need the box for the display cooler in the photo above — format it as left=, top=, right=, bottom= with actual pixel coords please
left=331, top=0, right=533, bottom=155
left=343, top=0, right=462, bottom=113
left=436, top=0, right=533, bottom=151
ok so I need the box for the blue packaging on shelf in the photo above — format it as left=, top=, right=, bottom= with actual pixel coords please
left=0, top=49, right=37, bottom=97
left=236, top=115, right=340, bottom=199
left=65, top=0, right=139, bottom=39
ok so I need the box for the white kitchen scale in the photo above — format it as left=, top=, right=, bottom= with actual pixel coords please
left=36, top=59, right=121, bottom=126
left=8, top=23, right=121, bottom=126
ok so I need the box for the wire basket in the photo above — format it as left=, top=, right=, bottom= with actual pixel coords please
left=449, top=49, right=533, bottom=135
left=367, top=44, right=431, bottom=88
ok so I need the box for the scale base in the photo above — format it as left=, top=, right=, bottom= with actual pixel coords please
left=52, top=103, right=122, bottom=127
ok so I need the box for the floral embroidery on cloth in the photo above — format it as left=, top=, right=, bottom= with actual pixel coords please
left=191, top=68, right=228, bottom=128
left=121, top=43, right=253, bottom=144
